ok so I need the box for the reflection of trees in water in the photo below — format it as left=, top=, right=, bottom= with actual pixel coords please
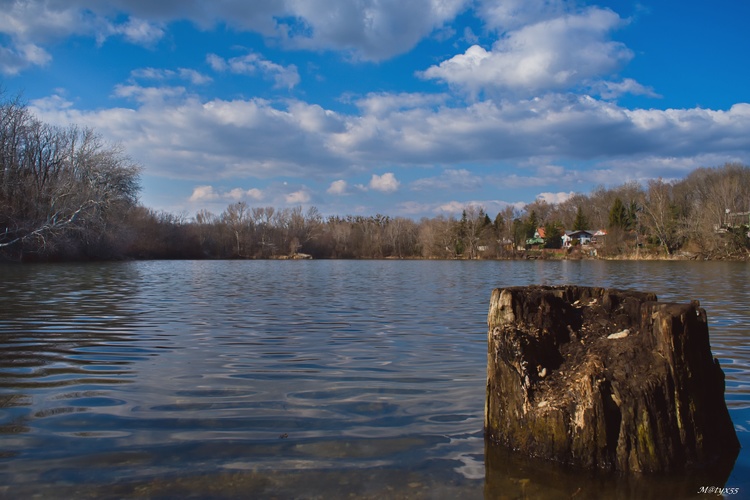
left=0, top=394, right=31, bottom=438
left=0, top=263, right=143, bottom=437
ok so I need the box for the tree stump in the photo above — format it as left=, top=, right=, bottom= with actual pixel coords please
left=485, top=285, right=740, bottom=473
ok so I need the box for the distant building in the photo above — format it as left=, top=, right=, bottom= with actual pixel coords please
left=526, top=227, right=546, bottom=247
left=562, top=230, right=593, bottom=248
left=592, top=229, right=607, bottom=244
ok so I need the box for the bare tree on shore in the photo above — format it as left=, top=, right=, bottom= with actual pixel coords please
left=1, top=92, right=141, bottom=259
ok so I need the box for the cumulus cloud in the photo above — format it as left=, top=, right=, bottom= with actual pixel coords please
left=0, top=0, right=469, bottom=72
left=536, top=191, right=575, bottom=204
left=208, top=52, right=300, bottom=89
left=0, top=43, right=51, bottom=75
left=189, top=185, right=219, bottom=202
left=369, top=173, right=400, bottom=192
left=0, top=1, right=167, bottom=73
left=31, top=87, right=352, bottom=180
left=435, top=200, right=470, bottom=214
left=330, top=96, right=750, bottom=167
left=276, top=0, right=468, bottom=60
left=189, top=185, right=264, bottom=202
left=285, top=189, right=311, bottom=204
left=433, top=199, right=516, bottom=216
left=29, top=89, right=750, bottom=198
left=327, top=179, right=348, bottom=195
left=355, top=92, right=449, bottom=117
left=420, top=7, right=633, bottom=97
left=107, top=17, right=164, bottom=45
left=0, top=1, right=94, bottom=43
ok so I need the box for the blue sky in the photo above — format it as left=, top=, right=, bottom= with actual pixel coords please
left=2, top=1, right=749, bottom=219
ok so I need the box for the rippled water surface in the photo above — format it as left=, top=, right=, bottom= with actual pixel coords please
left=1, top=260, right=748, bottom=498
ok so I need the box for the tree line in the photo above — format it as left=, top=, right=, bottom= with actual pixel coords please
left=2, top=92, right=749, bottom=261
left=1, top=91, right=141, bottom=261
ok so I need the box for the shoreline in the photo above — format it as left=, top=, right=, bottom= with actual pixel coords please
left=3, top=247, right=749, bottom=264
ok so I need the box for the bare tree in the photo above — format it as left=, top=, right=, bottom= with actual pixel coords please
left=417, top=215, right=454, bottom=258
left=221, top=201, right=251, bottom=257
left=1, top=93, right=141, bottom=259
left=642, top=179, right=682, bottom=255
left=675, top=164, right=750, bottom=256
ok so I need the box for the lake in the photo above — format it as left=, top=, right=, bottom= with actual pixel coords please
left=0, top=260, right=748, bottom=499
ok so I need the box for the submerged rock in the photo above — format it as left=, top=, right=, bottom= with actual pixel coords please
left=484, top=285, right=740, bottom=473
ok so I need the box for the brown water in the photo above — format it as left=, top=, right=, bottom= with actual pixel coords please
left=0, top=260, right=747, bottom=499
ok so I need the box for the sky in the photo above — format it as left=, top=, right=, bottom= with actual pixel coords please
left=2, top=0, right=749, bottom=219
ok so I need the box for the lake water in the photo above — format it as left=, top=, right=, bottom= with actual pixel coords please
left=0, top=260, right=748, bottom=499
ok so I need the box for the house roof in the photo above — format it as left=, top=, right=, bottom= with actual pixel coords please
left=564, top=229, right=594, bottom=237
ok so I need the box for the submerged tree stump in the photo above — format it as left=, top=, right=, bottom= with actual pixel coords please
left=485, top=285, right=740, bottom=473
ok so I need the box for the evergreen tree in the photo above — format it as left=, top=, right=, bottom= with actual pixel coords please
left=626, top=201, right=639, bottom=230
left=525, top=210, right=539, bottom=238
left=573, top=206, right=589, bottom=230
left=544, top=222, right=564, bottom=249
left=493, top=213, right=504, bottom=232
left=483, top=213, right=492, bottom=227
left=609, top=198, right=628, bottom=229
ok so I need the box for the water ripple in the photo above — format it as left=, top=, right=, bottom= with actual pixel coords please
left=0, top=260, right=748, bottom=498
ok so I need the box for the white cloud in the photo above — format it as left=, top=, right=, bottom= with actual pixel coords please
left=393, top=201, right=435, bottom=215
left=29, top=90, right=750, bottom=197
left=0, top=1, right=93, bottom=42
left=277, top=0, right=469, bottom=61
left=432, top=199, right=516, bottom=216
left=130, top=67, right=212, bottom=85
left=420, top=7, right=632, bottom=96
left=189, top=185, right=219, bottom=202
left=536, top=164, right=565, bottom=177
left=206, top=53, right=227, bottom=72
left=109, top=17, right=164, bottom=45
left=593, top=78, right=660, bottom=99
left=285, top=189, right=311, bottom=204
left=476, top=0, right=568, bottom=32
left=228, top=188, right=264, bottom=200
left=208, top=52, right=300, bottom=89
left=435, top=201, right=467, bottom=214
left=0, top=1, right=470, bottom=67
left=355, top=92, right=449, bottom=117
left=189, top=185, right=264, bottom=203
left=112, top=83, right=188, bottom=104
left=0, top=2, right=167, bottom=73
left=0, top=42, right=51, bottom=75
left=536, top=191, right=575, bottom=204
left=179, top=69, right=213, bottom=85
left=31, top=87, right=351, bottom=180
left=411, top=169, right=482, bottom=191
left=327, top=179, right=348, bottom=195
left=462, top=27, right=479, bottom=44
left=332, top=95, right=750, bottom=166
left=369, top=172, right=400, bottom=192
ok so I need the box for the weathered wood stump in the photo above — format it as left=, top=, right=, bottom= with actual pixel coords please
left=485, top=285, right=740, bottom=473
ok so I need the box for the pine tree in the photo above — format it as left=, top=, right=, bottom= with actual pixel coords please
left=609, top=198, right=627, bottom=229
left=526, top=211, right=539, bottom=238
left=573, top=206, right=589, bottom=230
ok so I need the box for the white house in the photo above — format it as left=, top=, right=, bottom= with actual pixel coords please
left=562, top=230, right=594, bottom=248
